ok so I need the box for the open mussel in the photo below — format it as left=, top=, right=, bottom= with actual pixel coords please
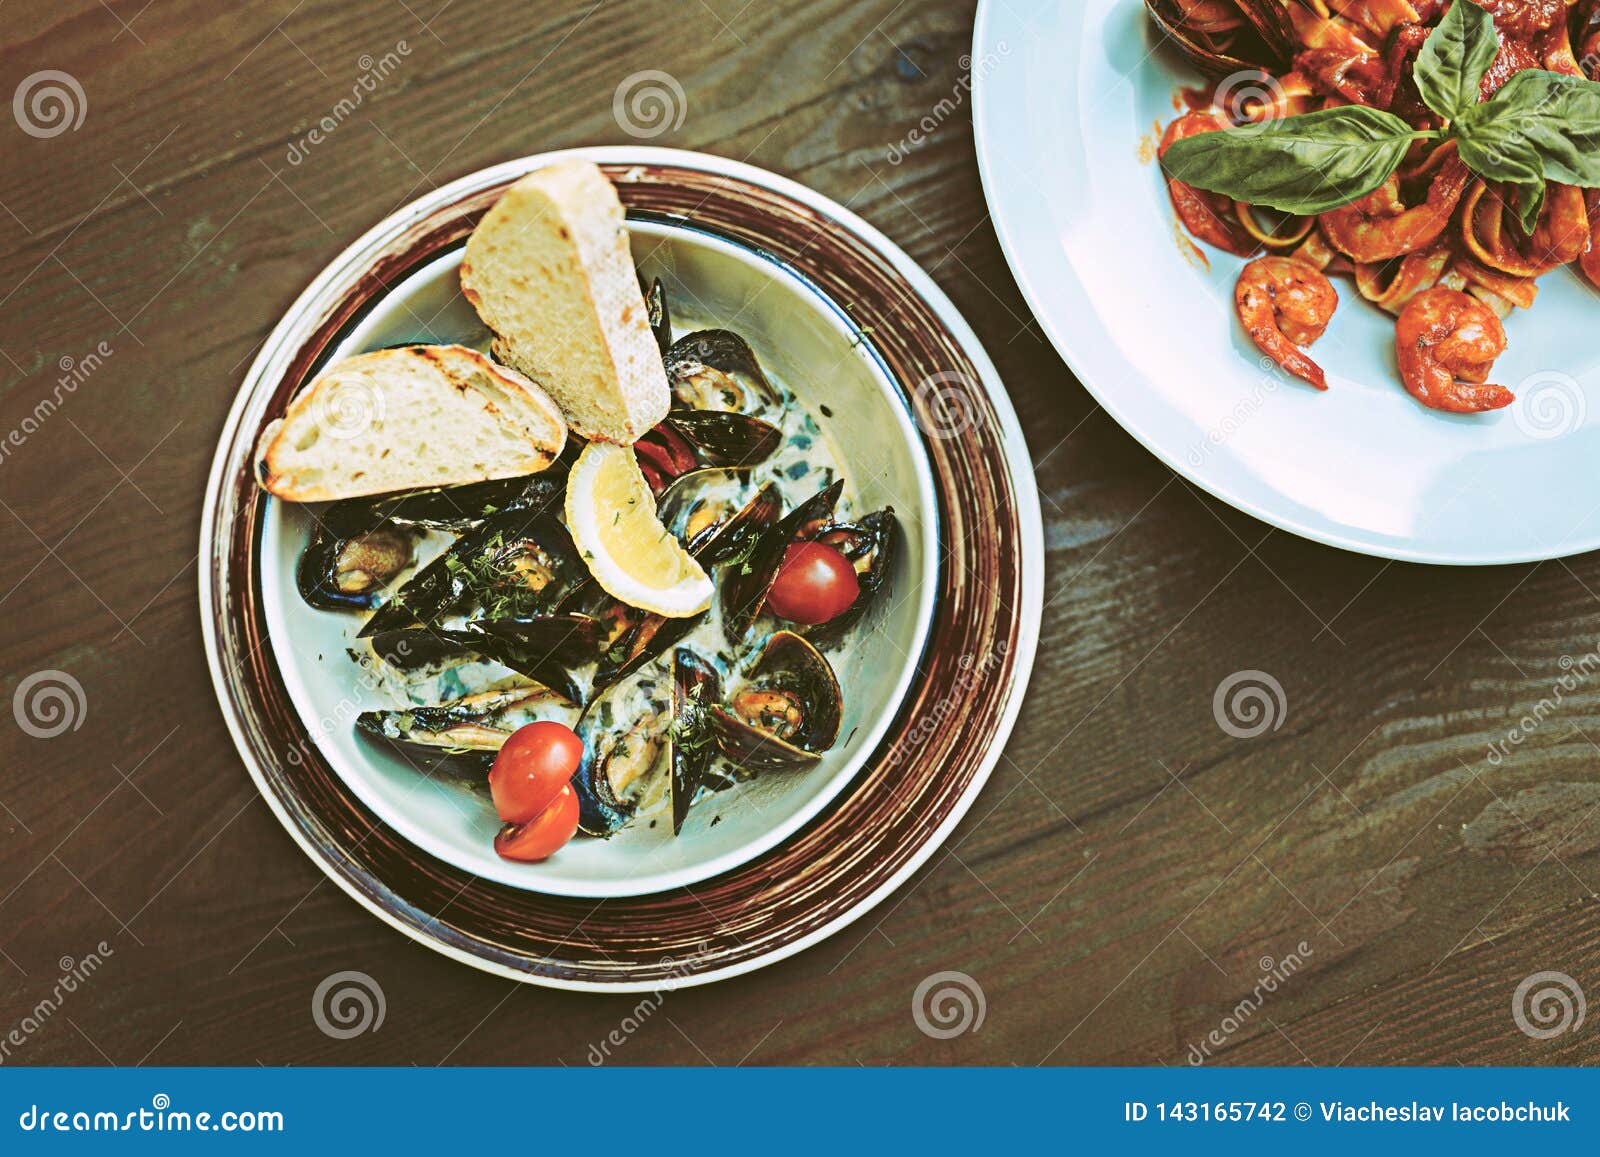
left=635, top=410, right=781, bottom=494
left=663, top=330, right=783, bottom=416
left=299, top=521, right=414, bottom=611
left=720, top=480, right=844, bottom=642
left=645, top=277, right=672, bottom=354
left=356, top=683, right=578, bottom=775
left=368, top=625, right=584, bottom=706
left=571, top=649, right=724, bottom=837
left=800, top=508, right=898, bottom=650
left=667, top=649, right=721, bottom=835
left=359, top=508, right=586, bottom=637
left=1145, top=0, right=1298, bottom=76
left=297, top=473, right=566, bottom=612
left=709, top=631, right=841, bottom=773
left=658, top=469, right=783, bottom=562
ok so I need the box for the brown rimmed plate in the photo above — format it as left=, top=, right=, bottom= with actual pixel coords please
left=200, top=147, right=1042, bottom=989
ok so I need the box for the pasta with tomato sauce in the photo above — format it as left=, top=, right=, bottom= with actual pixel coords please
left=1151, top=0, right=1600, bottom=413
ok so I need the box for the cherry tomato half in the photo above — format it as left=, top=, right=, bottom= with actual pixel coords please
left=489, top=720, right=584, bottom=825
left=766, top=541, right=860, bottom=626
left=493, top=784, right=580, bottom=862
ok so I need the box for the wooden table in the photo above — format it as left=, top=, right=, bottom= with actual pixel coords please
left=2, top=0, right=1597, bottom=1067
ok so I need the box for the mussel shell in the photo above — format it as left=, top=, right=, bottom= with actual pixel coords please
left=720, top=480, right=844, bottom=643
left=572, top=689, right=669, bottom=837
left=368, top=625, right=584, bottom=705
left=472, top=613, right=607, bottom=668
left=359, top=508, right=585, bottom=637
left=709, top=630, right=842, bottom=773
left=645, top=277, right=672, bottom=354
left=800, top=508, right=898, bottom=651
left=663, top=330, right=782, bottom=414
left=663, top=410, right=781, bottom=469
left=297, top=523, right=414, bottom=611
left=668, top=648, right=722, bottom=836
left=336, top=472, right=565, bottom=532
left=355, top=684, right=575, bottom=775
left=1144, top=0, right=1293, bottom=76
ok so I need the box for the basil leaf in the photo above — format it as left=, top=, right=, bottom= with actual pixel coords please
left=1456, top=132, right=1547, bottom=235
left=1413, top=0, right=1499, bottom=122
left=1470, top=69, right=1600, bottom=188
left=1159, top=105, right=1417, bottom=215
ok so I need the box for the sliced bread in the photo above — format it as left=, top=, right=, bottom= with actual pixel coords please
left=254, top=344, right=566, bottom=502
left=460, top=159, right=670, bottom=444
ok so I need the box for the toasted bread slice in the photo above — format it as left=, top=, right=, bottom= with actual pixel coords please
left=254, top=344, right=566, bottom=502
left=460, top=160, right=669, bottom=444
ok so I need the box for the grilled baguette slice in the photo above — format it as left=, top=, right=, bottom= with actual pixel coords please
left=254, top=344, right=566, bottom=502
left=460, top=159, right=669, bottom=444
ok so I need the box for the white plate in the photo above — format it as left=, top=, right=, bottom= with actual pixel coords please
left=973, top=0, right=1600, bottom=565
left=259, top=217, right=939, bottom=898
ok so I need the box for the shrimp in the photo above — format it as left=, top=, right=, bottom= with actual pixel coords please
left=1320, top=150, right=1471, bottom=263
left=1234, top=256, right=1338, bottom=390
left=1394, top=287, right=1514, bottom=413
left=1580, top=189, right=1600, bottom=291
left=1160, top=111, right=1258, bottom=258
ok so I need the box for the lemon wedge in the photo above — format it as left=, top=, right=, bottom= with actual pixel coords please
left=564, top=441, right=713, bottom=618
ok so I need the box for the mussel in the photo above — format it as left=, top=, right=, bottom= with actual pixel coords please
left=663, top=330, right=783, bottom=415
left=634, top=410, right=781, bottom=494
left=667, top=649, right=721, bottom=835
left=571, top=649, right=725, bottom=837
left=709, top=631, right=842, bottom=773
left=368, top=625, right=584, bottom=706
left=645, top=277, right=672, bottom=354
left=359, top=508, right=586, bottom=637
left=719, top=480, right=845, bottom=642
left=799, top=508, right=898, bottom=650
left=658, top=469, right=783, bottom=562
left=299, top=521, right=415, bottom=611
left=356, top=683, right=577, bottom=774
left=1144, top=0, right=1299, bottom=76
left=296, top=473, right=565, bottom=612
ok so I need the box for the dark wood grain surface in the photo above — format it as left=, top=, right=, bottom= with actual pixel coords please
left=2, top=0, right=1597, bottom=1066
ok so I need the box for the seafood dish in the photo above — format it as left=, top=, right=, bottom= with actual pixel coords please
left=254, top=160, right=898, bottom=865
left=1151, top=0, right=1600, bottom=413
